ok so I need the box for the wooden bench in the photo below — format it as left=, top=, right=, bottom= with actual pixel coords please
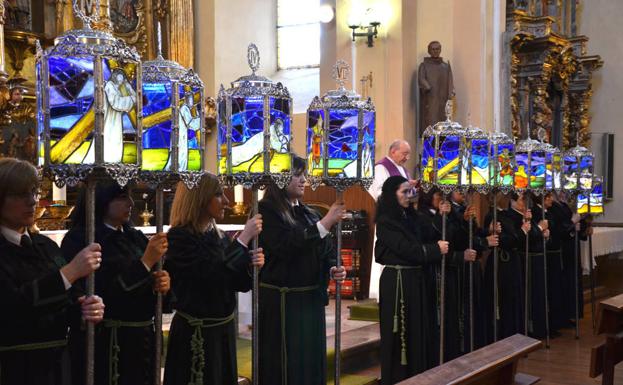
left=397, top=334, right=542, bottom=385
left=590, top=293, right=623, bottom=385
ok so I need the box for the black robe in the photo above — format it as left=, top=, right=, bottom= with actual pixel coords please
left=448, top=202, right=489, bottom=353
left=556, top=202, right=587, bottom=322
left=61, top=224, right=155, bottom=385
left=257, top=200, right=334, bottom=385
left=483, top=208, right=525, bottom=342
left=540, top=203, right=565, bottom=331
left=506, top=207, right=549, bottom=338
left=163, top=226, right=251, bottom=385
left=375, top=212, right=441, bottom=384
left=0, top=231, right=75, bottom=385
left=415, top=205, right=460, bottom=363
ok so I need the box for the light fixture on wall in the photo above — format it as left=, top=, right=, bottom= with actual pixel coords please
left=318, top=4, right=335, bottom=23
left=348, top=7, right=380, bottom=47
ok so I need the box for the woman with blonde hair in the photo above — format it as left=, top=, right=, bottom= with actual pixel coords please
left=0, top=158, right=105, bottom=385
left=163, top=172, right=264, bottom=385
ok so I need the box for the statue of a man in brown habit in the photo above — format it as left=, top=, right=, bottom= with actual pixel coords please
left=418, top=41, right=455, bottom=134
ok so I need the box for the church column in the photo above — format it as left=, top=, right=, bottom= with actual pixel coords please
left=0, top=3, right=8, bottom=85
left=169, top=0, right=194, bottom=69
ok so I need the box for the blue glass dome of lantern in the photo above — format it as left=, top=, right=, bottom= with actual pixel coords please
left=36, top=1, right=142, bottom=187
left=217, top=43, right=292, bottom=188
left=140, top=23, right=205, bottom=188
left=563, top=133, right=594, bottom=194
left=306, top=60, right=375, bottom=191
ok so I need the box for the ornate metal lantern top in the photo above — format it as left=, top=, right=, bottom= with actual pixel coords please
left=223, top=44, right=290, bottom=100
left=37, top=0, right=142, bottom=187
left=217, top=44, right=293, bottom=188
left=140, top=23, right=205, bottom=189
left=306, top=61, right=376, bottom=191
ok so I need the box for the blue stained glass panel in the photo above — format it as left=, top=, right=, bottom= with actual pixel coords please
left=48, top=56, right=96, bottom=164
left=530, top=151, right=546, bottom=188
left=327, top=108, right=359, bottom=178
left=360, top=111, right=375, bottom=179
left=437, top=135, right=460, bottom=185
left=545, top=152, right=562, bottom=190
left=590, top=182, right=603, bottom=214
left=579, top=155, right=593, bottom=190
left=489, top=143, right=515, bottom=187
left=461, top=138, right=489, bottom=185
left=563, top=155, right=578, bottom=190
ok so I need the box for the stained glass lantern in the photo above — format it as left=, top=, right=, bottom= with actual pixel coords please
left=581, top=176, right=603, bottom=215
left=460, top=124, right=489, bottom=193
left=36, top=10, right=141, bottom=186
left=544, top=143, right=562, bottom=192
left=488, top=132, right=515, bottom=194
left=217, top=44, right=292, bottom=187
left=563, top=140, right=594, bottom=193
left=140, top=26, right=205, bottom=187
left=513, top=133, right=548, bottom=193
left=421, top=101, right=465, bottom=194
left=306, top=60, right=375, bottom=191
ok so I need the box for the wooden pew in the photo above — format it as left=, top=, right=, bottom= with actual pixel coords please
left=590, top=293, right=623, bottom=385
left=397, top=334, right=542, bottom=385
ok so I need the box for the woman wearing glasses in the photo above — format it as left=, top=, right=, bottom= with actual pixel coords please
left=0, top=158, right=104, bottom=385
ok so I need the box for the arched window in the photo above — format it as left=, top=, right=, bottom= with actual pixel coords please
left=277, top=0, right=320, bottom=70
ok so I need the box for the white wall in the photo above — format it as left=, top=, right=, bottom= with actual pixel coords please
left=578, top=1, right=623, bottom=222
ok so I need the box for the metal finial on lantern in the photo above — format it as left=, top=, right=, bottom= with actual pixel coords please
left=217, top=43, right=292, bottom=188
left=306, top=60, right=375, bottom=191
left=140, top=21, right=205, bottom=189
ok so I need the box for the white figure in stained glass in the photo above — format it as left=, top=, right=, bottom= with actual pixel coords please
left=230, top=115, right=288, bottom=167
left=85, top=68, right=136, bottom=163
left=173, top=93, right=200, bottom=171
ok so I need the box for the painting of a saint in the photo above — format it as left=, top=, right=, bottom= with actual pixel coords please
left=111, top=0, right=139, bottom=34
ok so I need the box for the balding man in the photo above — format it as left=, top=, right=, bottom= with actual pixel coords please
left=367, top=140, right=417, bottom=300
left=368, top=140, right=415, bottom=200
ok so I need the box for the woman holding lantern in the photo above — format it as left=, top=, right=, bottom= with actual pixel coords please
left=163, top=173, right=264, bottom=385
left=257, top=155, right=346, bottom=385
left=0, top=157, right=105, bottom=385
left=375, top=176, right=447, bottom=384
left=61, top=181, right=170, bottom=385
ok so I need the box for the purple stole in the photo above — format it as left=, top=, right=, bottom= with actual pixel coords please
left=377, top=157, right=411, bottom=179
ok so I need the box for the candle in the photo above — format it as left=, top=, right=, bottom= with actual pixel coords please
left=52, top=185, right=66, bottom=204
left=234, top=185, right=244, bottom=203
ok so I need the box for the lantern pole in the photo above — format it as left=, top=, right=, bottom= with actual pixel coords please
left=251, top=187, right=260, bottom=385
left=86, top=177, right=96, bottom=385
left=440, top=189, right=447, bottom=364
left=334, top=188, right=344, bottom=385
left=154, top=186, right=164, bottom=385
left=541, top=192, right=550, bottom=349
left=492, top=189, right=499, bottom=342
left=574, top=195, right=580, bottom=339
left=588, top=214, right=596, bottom=332
left=468, top=191, right=474, bottom=352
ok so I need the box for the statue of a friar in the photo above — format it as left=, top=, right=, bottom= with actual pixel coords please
left=418, top=41, right=455, bottom=134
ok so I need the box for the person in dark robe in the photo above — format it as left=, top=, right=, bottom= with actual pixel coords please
left=533, top=192, right=565, bottom=334
left=506, top=192, right=550, bottom=338
left=448, top=191, right=497, bottom=353
left=553, top=191, right=590, bottom=324
left=163, top=173, right=264, bottom=385
left=376, top=176, right=447, bottom=384
left=257, top=155, right=346, bottom=385
left=483, top=193, right=525, bottom=342
left=418, top=40, right=455, bottom=134
left=0, top=157, right=105, bottom=385
left=61, top=181, right=170, bottom=385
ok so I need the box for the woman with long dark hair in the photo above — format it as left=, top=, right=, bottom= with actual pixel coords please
left=61, top=181, right=170, bottom=385
left=376, top=176, right=448, bottom=384
left=163, top=173, right=264, bottom=385
left=258, top=155, right=346, bottom=385
left=0, top=158, right=104, bottom=385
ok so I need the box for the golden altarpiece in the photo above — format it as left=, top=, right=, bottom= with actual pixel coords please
left=504, top=0, right=602, bottom=149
